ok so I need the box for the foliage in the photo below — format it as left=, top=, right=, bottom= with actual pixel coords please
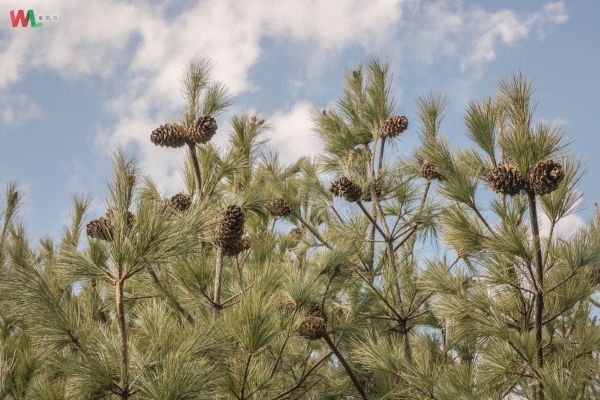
left=0, top=58, right=599, bottom=400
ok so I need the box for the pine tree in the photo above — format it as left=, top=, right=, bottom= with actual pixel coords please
left=0, top=59, right=599, bottom=400
left=414, top=74, right=600, bottom=399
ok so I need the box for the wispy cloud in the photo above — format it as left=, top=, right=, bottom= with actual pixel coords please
left=0, top=93, right=40, bottom=129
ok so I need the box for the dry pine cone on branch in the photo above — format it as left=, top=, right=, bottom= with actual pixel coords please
left=86, top=216, right=112, bottom=241
left=381, top=115, right=408, bottom=138
left=222, top=234, right=251, bottom=257
left=150, top=123, right=189, bottom=148
left=87, top=210, right=135, bottom=241
left=168, top=193, right=192, bottom=212
left=486, top=163, right=526, bottom=196
left=268, top=198, right=293, bottom=217
left=329, top=177, right=362, bottom=202
left=215, top=205, right=245, bottom=256
left=296, top=306, right=327, bottom=340
left=421, top=160, right=443, bottom=181
left=529, top=159, right=565, bottom=195
left=188, top=116, right=218, bottom=144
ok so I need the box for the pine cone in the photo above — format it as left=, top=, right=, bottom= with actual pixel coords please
left=150, top=123, right=189, bottom=148
left=280, top=297, right=297, bottom=314
left=329, top=177, right=362, bottom=202
left=168, top=193, right=192, bottom=212
left=222, top=234, right=251, bottom=257
left=421, top=160, right=443, bottom=181
left=215, top=205, right=245, bottom=254
left=188, top=116, right=217, bottom=144
left=86, top=216, right=112, bottom=241
left=297, top=307, right=327, bottom=340
left=486, top=163, right=526, bottom=196
left=381, top=115, right=408, bottom=138
left=268, top=198, right=293, bottom=217
left=529, top=160, right=564, bottom=195
left=362, top=179, right=382, bottom=202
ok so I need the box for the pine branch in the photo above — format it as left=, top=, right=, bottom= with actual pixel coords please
left=213, top=247, right=224, bottom=315
left=188, top=144, right=203, bottom=199
left=323, top=334, right=368, bottom=399
left=148, top=268, right=194, bottom=323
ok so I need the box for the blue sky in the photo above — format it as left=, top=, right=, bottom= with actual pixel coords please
left=0, top=0, right=598, bottom=241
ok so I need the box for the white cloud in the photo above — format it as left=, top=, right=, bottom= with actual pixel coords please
left=540, top=212, right=585, bottom=239
left=0, top=0, right=569, bottom=191
left=461, top=2, right=567, bottom=71
left=0, top=93, right=40, bottom=128
left=267, top=102, right=322, bottom=162
left=399, top=1, right=567, bottom=74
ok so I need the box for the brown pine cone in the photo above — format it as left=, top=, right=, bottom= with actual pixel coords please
left=381, top=115, right=408, bottom=138
left=280, top=297, right=297, bottom=314
left=150, top=123, right=189, bottom=148
left=86, top=216, right=112, bottom=241
left=329, top=177, right=362, bottom=202
left=529, top=160, right=564, bottom=195
left=188, top=116, right=217, bottom=144
left=215, top=205, right=245, bottom=253
left=268, top=198, right=293, bottom=217
left=296, top=306, right=327, bottom=340
left=486, top=163, right=526, bottom=196
left=421, top=160, right=443, bottom=181
left=168, top=193, right=192, bottom=212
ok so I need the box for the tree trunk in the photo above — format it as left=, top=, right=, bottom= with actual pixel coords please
left=528, top=191, right=544, bottom=400
left=115, top=278, right=129, bottom=399
left=399, top=319, right=412, bottom=362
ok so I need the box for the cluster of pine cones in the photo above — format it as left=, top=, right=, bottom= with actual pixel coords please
left=487, top=160, right=564, bottom=196
left=215, top=205, right=249, bottom=256
left=150, top=116, right=217, bottom=148
left=328, top=177, right=386, bottom=202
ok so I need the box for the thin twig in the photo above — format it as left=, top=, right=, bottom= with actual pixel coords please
left=273, top=352, right=333, bottom=400
left=240, top=352, right=254, bottom=400
left=188, top=143, right=203, bottom=199
left=357, top=201, right=386, bottom=238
